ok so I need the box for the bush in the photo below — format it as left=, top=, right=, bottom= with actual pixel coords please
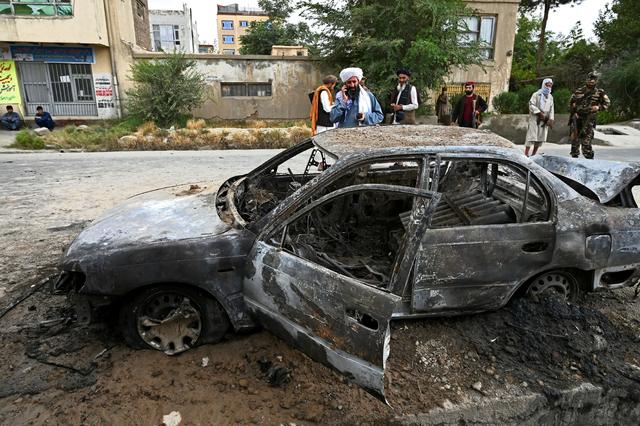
left=13, top=130, right=44, bottom=149
left=126, top=53, right=205, bottom=127
left=492, top=91, right=520, bottom=114
left=551, top=88, right=571, bottom=114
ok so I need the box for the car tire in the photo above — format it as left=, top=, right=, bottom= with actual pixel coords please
left=525, top=270, right=581, bottom=302
left=119, top=285, right=229, bottom=355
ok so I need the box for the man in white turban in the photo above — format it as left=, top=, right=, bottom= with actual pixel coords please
left=330, top=67, right=384, bottom=128
left=525, top=78, right=554, bottom=156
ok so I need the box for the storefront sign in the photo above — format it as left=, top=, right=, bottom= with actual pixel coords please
left=94, top=74, right=115, bottom=109
left=0, top=60, right=22, bottom=104
left=10, top=45, right=95, bottom=64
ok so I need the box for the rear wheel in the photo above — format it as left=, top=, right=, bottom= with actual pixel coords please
left=526, top=270, right=580, bottom=302
left=120, top=285, right=229, bottom=355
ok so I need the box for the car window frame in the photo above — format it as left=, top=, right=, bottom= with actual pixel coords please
left=252, top=152, right=430, bottom=235
left=426, top=153, right=555, bottom=227
left=261, top=183, right=440, bottom=295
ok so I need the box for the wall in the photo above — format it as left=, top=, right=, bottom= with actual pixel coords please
left=446, top=0, right=520, bottom=110
left=133, top=52, right=324, bottom=120
left=132, top=0, right=151, bottom=51
left=0, top=0, right=109, bottom=46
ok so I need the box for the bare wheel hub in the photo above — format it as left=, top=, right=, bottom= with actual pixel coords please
left=527, top=272, right=573, bottom=300
left=137, top=294, right=202, bottom=355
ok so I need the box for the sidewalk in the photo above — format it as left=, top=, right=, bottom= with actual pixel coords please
left=0, top=129, right=16, bottom=149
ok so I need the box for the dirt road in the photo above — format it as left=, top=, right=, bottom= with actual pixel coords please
left=1, top=149, right=639, bottom=425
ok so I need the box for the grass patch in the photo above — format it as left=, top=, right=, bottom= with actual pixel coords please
left=12, top=130, right=45, bottom=149
left=9, top=116, right=312, bottom=151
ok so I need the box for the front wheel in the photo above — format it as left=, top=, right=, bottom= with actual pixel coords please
left=120, top=285, right=229, bottom=355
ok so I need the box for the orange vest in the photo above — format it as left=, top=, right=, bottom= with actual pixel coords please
left=310, top=85, right=333, bottom=135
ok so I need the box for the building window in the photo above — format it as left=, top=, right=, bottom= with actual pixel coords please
left=221, top=83, right=272, bottom=97
left=152, top=24, right=181, bottom=52
left=222, top=49, right=235, bottom=55
left=223, top=35, right=234, bottom=44
left=0, top=0, right=73, bottom=16
left=240, top=20, right=248, bottom=27
left=458, top=16, right=496, bottom=60
left=221, top=20, right=233, bottom=30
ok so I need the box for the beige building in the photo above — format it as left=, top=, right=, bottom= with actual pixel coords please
left=0, top=0, right=150, bottom=120
left=443, top=0, right=520, bottom=109
left=271, top=45, right=309, bottom=57
left=216, top=3, right=269, bottom=55
left=133, top=51, right=323, bottom=120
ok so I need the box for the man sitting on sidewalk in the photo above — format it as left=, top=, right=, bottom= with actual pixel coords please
left=35, top=106, right=55, bottom=130
left=1, top=105, right=23, bottom=131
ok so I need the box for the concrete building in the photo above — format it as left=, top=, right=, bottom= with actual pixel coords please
left=444, top=0, right=520, bottom=110
left=133, top=51, right=322, bottom=120
left=150, top=3, right=199, bottom=54
left=0, top=0, right=151, bottom=120
left=271, top=46, right=309, bottom=57
left=216, top=3, right=269, bottom=55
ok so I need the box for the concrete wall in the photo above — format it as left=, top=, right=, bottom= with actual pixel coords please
left=481, top=114, right=571, bottom=144
left=446, top=0, right=520, bottom=110
left=133, top=52, right=324, bottom=120
left=0, top=0, right=110, bottom=46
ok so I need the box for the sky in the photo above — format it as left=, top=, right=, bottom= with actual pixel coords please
left=148, top=0, right=612, bottom=45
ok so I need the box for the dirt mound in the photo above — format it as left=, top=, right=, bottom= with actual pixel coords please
left=386, top=289, right=640, bottom=414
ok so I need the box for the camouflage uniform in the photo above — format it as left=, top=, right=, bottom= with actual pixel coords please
left=569, top=77, right=610, bottom=159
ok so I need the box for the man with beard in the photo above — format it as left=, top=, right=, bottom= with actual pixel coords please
left=389, top=68, right=419, bottom=124
left=451, top=81, right=487, bottom=128
left=569, top=71, right=610, bottom=159
left=330, top=67, right=384, bottom=128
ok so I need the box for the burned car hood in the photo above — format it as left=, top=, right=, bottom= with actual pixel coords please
left=65, top=192, right=232, bottom=258
left=532, top=154, right=640, bottom=203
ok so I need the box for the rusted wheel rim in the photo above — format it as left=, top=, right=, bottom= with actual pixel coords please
left=527, top=271, right=574, bottom=300
left=136, top=293, right=202, bottom=355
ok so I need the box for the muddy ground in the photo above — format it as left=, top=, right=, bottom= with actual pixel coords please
left=1, top=150, right=640, bottom=425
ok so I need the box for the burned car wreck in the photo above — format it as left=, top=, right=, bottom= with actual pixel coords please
left=56, top=125, right=640, bottom=400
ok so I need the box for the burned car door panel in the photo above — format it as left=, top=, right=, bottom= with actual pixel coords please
left=413, top=157, right=555, bottom=313
left=243, top=185, right=439, bottom=400
left=413, top=222, right=555, bottom=312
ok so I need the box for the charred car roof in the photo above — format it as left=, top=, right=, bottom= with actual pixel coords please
left=312, top=125, right=515, bottom=158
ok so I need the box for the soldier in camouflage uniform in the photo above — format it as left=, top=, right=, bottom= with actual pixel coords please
left=569, top=71, right=611, bottom=159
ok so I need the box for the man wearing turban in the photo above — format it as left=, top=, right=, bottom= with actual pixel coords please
left=330, top=67, right=384, bottom=128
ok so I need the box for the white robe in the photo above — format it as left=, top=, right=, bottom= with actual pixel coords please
left=526, top=89, right=554, bottom=146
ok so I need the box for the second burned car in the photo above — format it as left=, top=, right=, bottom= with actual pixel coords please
left=56, top=125, right=640, bottom=400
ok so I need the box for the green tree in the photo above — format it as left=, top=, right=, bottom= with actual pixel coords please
left=239, top=0, right=317, bottom=55
left=544, top=23, right=602, bottom=91
left=126, top=53, right=205, bottom=127
left=511, top=15, right=542, bottom=85
left=300, top=0, right=486, bottom=97
left=595, top=0, right=640, bottom=117
left=519, top=0, right=584, bottom=76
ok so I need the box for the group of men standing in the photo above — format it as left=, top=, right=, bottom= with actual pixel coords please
left=310, top=67, right=611, bottom=160
left=310, top=68, right=488, bottom=135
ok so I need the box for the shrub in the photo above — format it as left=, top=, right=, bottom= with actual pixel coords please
left=492, top=91, right=520, bottom=114
left=126, top=53, right=205, bottom=127
left=13, top=130, right=44, bottom=149
left=551, top=88, right=571, bottom=114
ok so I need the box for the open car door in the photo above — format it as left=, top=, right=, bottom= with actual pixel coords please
left=243, top=184, right=439, bottom=401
